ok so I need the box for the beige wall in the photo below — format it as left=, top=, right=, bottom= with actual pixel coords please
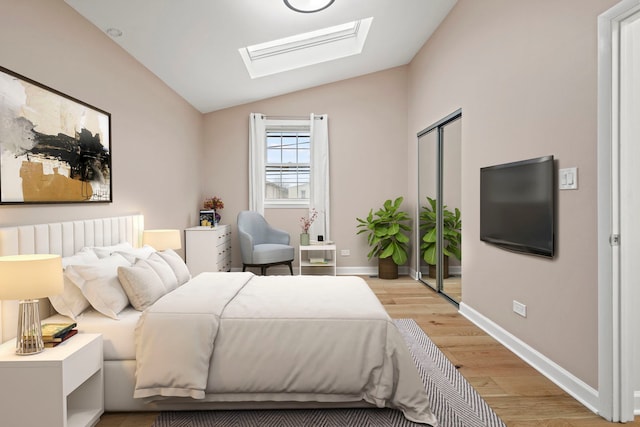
left=0, top=0, right=203, bottom=247
left=407, top=0, right=617, bottom=388
left=203, top=67, right=409, bottom=271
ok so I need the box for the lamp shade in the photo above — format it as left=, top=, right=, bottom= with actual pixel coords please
left=142, top=229, right=182, bottom=251
left=0, top=254, right=63, bottom=300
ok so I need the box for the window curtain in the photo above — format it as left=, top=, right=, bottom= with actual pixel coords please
left=309, top=113, right=330, bottom=240
left=249, top=113, right=266, bottom=214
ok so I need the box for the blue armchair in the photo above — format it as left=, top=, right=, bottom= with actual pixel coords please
left=237, top=210, right=294, bottom=275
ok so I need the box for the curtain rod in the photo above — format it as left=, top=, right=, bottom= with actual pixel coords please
left=262, top=115, right=324, bottom=120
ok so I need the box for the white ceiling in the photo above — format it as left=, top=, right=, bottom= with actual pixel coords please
left=64, top=0, right=457, bottom=114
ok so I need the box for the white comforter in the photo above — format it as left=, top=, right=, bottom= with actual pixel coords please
left=134, top=272, right=437, bottom=425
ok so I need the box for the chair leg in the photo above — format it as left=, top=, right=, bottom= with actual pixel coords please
left=242, top=265, right=246, bottom=272
left=261, top=266, right=267, bottom=275
left=288, top=262, right=293, bottom=275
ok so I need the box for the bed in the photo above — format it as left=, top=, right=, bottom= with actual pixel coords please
left=0, top=215, right=437, bottom=425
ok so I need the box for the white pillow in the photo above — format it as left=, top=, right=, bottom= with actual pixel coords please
left=83, top=242, right=134, bottom=258
left=61, top=250, right=100, bottom=268
left=65, top=253, right=131, bottom=319
left=118, top=260, right=167, bottom=311
left=154, top=249, right=191, bottom=285
left=114, top=245, right=156, bottom=263
left=49, top=251, right=101, bottom=319
left=143, top=256, right=179, bottom=292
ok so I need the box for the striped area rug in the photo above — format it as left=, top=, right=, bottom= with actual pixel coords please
left=152, top=319, right=505, bottom=427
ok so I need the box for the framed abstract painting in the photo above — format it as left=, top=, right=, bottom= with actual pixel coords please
left=0, top=66, right=111, bottom=204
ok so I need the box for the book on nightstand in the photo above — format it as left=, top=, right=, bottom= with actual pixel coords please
left=44, top=329, right=78, bottom=347
left=41, top=322, right=77, bottom=340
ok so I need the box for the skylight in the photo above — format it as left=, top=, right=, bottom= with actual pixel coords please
left=239, top=17, right=373, bottom=79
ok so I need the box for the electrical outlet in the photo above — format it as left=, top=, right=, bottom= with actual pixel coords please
left=513, top=300, right=527, bottom=317
left=340, top=249, right=350, bottom=256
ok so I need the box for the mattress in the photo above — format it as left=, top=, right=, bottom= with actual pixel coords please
left=46, top=306, right=140, bottom=360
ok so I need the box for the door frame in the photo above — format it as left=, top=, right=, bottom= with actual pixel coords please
left=597, top=0, right=640, bottom=421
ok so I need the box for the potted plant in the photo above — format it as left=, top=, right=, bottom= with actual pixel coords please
left=420, top=196, right=461, bottom=278
left=203, top=196, right=224, bottom=225
left=356, top=197, right=411, bottom=279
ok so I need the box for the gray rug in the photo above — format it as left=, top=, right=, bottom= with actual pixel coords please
left=152, top=319, right=505, bottom=427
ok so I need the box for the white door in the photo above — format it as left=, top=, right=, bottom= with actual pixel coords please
left=598, top=0, right=640, bottom=421
left=619, top=9, right=640, bottom=418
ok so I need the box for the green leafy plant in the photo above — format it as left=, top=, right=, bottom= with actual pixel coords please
left=356, top=197, right=411, bottom=265
left=420, top=196, right=461, bottom=265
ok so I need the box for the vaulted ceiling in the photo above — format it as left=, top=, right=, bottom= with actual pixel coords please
left=65, top=0, right=457, bottom=113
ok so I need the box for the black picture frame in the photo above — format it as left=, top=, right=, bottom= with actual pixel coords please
left=199, top=210, right=215, bottom=226
left=0, top=66, right=112, bottom=204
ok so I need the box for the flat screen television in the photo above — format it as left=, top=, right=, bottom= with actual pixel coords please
left=480, top=155, right=555, bottom=257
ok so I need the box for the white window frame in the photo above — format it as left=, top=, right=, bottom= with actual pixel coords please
left=263, top=119, right=311, bottom=209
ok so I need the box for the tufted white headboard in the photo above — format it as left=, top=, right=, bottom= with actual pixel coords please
left=0, top=214, right=144, bottom=342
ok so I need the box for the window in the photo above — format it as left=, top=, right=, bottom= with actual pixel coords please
left=249, top=113, right=328, bottom=235
left=266, top=131, right=310, bottom=203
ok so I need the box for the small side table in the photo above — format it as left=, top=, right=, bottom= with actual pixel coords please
left=0, top=333, right=104, bottom=427
left=299, top=243, right=337, bottom=275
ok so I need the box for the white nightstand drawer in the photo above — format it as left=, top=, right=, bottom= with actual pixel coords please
left=63, top=335, right=102, bottom=394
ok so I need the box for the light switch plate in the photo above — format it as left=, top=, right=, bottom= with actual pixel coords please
left=559, top=167, right=578, bottom=190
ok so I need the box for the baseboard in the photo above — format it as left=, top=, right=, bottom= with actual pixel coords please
left=459, top=302, right=600, bottom=415
left=635, top=391, right=640, bottom=415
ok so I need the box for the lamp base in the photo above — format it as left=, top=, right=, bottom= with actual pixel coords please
left=16, top=299, right=44, bottom=355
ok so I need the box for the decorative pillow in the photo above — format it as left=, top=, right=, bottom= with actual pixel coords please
left=114, top=245, right=156, bottom=263
left=118, top=260, right=167, bottom=311
left=65, top=253, right=131, bottom=319
left=83, top=242, right=134, bottom=259
left=144, top=255, right=179, bottom=292
left=154, top=249, right=191, bottom=286
left=49, top=251, right=101, bottom=319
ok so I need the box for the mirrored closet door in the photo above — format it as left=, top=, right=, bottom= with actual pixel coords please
left=417, top=110, right=462, bottom=304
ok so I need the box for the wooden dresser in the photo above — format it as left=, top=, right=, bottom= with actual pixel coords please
left=185, top=225, right=232, bottom=275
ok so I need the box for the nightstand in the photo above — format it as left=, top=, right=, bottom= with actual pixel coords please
left=299, top=243, right=337, bottom=275
left=0, top=333, right=103, bottom=427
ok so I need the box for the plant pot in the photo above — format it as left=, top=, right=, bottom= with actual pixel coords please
left=378, top=256, right=398, bottom=280
left=428, top=256, right=449, bottom=279
left=300, top=233, right=310, bottom=246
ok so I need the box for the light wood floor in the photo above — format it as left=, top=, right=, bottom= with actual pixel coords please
left=97, top=276, right=639, bottom=427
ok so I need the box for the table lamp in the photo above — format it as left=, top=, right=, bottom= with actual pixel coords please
left=142, top=229, right=182, bottom=251
left=0, top=254, right=63, bottom=355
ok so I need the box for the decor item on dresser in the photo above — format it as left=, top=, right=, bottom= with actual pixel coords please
left=238, top=210, right=294, bottom=275
left=0, top=254, right=63, bottom=354
left=420, top=196, right=461, bottom=279
left=356, top=197, right=411, bottom=280
left=203, top=196, right=224, bottom=225
left=0, top=66, right=111, bottom=204
left=185, top=225, right=232, bottom=275
left=142, top=229, right=182, bottom=251
left=299, top=208, right=318, bottom=246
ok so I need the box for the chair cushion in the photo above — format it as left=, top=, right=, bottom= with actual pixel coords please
left=252, top=244, right=294, bottom=264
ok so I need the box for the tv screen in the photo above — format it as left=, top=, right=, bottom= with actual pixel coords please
left=480, top=155, right=555, bottom=257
